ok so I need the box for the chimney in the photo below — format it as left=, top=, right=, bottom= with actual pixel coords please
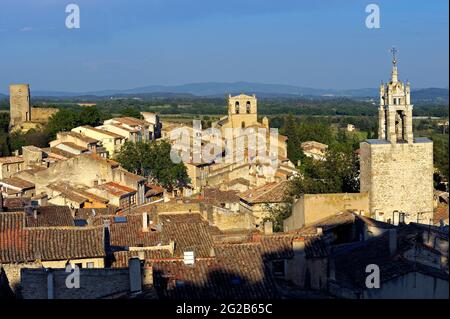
left=169, top=240, right=175, bottom=255
left=183, top=251, right=195, bottom=265
left=128, top=258, right=142, bottom=293
left=46, top=269, right=54, bottom=300
left=388, top=229, right=397, bottom=256
left=264, top=221, right=273, bottom=235
left=142, top=212, right=149, bottom=232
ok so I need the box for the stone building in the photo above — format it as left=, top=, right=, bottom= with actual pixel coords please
left=180, top=94, right=296, bottom=195
left=360, top=53, right=434, bottom=225
left=9, top=84, right=58, bottom=132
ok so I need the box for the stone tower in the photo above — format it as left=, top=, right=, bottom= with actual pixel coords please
left=360, top=50, right=434, bottom=225
left=227, top=94, right=258, bottom=129
left=9, top=84, right=31, bottom=128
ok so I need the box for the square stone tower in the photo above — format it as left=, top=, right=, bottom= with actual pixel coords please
left=9, top=84, right=31, bottom=128
left=360, top=50, right=434, bottom=225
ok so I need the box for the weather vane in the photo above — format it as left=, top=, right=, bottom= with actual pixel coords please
left=390, top=47, right=398, bottom=66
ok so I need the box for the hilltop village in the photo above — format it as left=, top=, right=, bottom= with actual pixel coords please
left=0, top=58, right=448, bottom=299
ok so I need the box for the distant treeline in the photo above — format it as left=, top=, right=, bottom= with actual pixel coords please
left=1, top=96, right=446, bottom=118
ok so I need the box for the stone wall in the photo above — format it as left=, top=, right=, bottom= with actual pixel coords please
left=20, top=266, right=154, bottom=299
left=284, top=193, right=369, bottom=231
left=360, top=139, right=434, bottom=224
left=30, top=107, right=59, bottom=123
left=9, top=84, right=31, bottom=127
left=0, top=262, right=42, bottom=295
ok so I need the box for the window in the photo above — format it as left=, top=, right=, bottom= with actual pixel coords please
left=86, top=262, right=94, bottom=268
left=272, top=260, right=285, bottom=277
left=235, top=102, right=240, bottom=114
left=246, top=101, right=251, bottom=114
left=75, top=263, right=83, bottom=269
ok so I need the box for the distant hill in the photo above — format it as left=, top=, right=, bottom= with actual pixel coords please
left=0, top=93, right=7, bottom=99
left=2, top=82, right=447, bottom=103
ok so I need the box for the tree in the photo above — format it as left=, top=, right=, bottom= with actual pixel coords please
left=281, top=114, right=304, bottom=166
left=116, top=140, right=190, bottom=191
left=46, top=109, right=80, bottom=138
left=79, top=106, right=104, bottom=126
left=120, top=107, right=143, bottom=119
left=288, top=147, right=360, bottom=197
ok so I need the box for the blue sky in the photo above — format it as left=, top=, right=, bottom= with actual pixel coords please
left=0, top=0, right=448, bottom=92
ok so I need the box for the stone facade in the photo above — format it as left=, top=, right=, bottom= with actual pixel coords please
left=360, top=53, right=434, bottom=225
left=360, top=139, right=434, bottom=224
left=9, top=84, right=31, bottom=128
left=9, top=84, right=58, bottom=132
left=284, top=192, right=369, bottom=231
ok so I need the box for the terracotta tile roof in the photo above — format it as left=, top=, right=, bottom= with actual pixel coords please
left=159, top=213, right=221, bottom=258
left=0, top=212, right=105, bottom=263
left=112, top=249, right=173, bottom=267
left=80, top=126, right=124, bottom=139
left=56, top=142, right=88, bottom=152
left=150, top=243, right=278, bottom=299
left=60, top=131, right=98, bottom=144
left=193, top=188, right=240, bottom=206
left=75, top=207, right=119, bottom=220
left=104, top=214, right=163, bottom=248
left=332, top=226, right=449, bottom=290
left=2, top=197, right=31, bottom=211
left=145, top=183, right=164, bottom=197
left=96, top=182, right=136, bottom=197
left=47, top=183, right=89, bottom=204
left=0, top=156, right=24, bottom=164
left=112, top=117, right=148, bottom=127
left=42, top=147, right=75, bottom=159
left=0, top=177, right=35, bottom=190
left=434, top=204, right=449, bottom=226
left=239, top=181, right=289, bottom=204
left=25, top=206, right=75, bottom=227
left=120, top=169, right=146, bottom=182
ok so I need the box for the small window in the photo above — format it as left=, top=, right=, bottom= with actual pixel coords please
left=235, top=102, right=240, bottom=114
left=86, top=262, right=94, bottom=268
left=246, top=101, right=251, bottom=114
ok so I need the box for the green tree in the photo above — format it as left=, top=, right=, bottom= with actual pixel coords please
left=46, top=109, right=80, bottom=138
left=120, top=107, right=143, bottom=119
left=281, top=114, right=304, bottom=166
left=79, top=106, right=104, bottom=126
left=116, top=140, right=190, bottom=191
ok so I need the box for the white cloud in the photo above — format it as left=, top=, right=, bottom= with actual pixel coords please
left=19, top=27, right=33, bottom=32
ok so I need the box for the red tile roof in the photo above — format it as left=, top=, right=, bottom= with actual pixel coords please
left=239, top=181, right=289, bottom=204
left=25, top=206, right=75, bottom=228
left=0, top=212, right=105, bottom=263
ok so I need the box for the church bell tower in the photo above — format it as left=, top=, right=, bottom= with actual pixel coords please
left=378, top=48, right=413, bottom=144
